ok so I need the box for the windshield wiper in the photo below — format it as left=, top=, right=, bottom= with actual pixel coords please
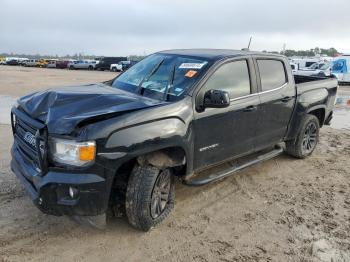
left=137, top=58, right=165, bottom=95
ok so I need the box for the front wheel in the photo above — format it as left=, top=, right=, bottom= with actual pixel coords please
left=286, top=114, right=320, bottom=158
left=125, top=165, right=175, bottom=231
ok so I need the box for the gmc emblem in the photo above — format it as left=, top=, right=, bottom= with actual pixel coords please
left=23, top=132, right=36, bottom=147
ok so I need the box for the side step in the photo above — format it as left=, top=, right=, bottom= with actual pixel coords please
left=184, top=146, right=284, bottom=186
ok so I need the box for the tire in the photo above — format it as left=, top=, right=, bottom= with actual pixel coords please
left=286, top=114, right=320, bottom=159
left=111, top=67, right=117, bottom=72
left=69, top=65, right=74, bottom=70
left=125, top=165, right=175, bottom=231
left=88, top=65, right=93, bottom=70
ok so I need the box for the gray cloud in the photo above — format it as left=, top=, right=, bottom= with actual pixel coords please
left=1, top=0, right=350, bottom=56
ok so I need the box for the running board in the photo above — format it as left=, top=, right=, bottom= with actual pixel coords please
left=184, top=146, right=284, bottom=186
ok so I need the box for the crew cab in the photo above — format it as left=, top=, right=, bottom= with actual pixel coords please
left=10, top=49, right=338, bottom=231
left=69, top=60, right=98, bottom=70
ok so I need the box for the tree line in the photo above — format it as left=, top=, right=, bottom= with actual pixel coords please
left=263, top=47, right=340, bottom=57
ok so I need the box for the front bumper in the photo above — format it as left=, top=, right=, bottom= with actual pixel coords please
left=11, top=145, right=109, bottom=216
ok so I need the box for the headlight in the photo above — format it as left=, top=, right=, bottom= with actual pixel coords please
left=49, top=138, right=96, bottom=166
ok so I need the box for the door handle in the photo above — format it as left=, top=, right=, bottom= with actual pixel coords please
left=281, top=96, right=292, bottom=102
left=243, top=105, right=257, bottom=112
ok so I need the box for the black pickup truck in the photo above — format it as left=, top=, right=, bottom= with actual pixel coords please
left=10, top=49, right=338, bottom=231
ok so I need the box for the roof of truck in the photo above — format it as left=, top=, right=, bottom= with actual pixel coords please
left=157, top=49, right=285, bottom=61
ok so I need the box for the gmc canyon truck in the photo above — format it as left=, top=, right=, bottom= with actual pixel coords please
left=10, top=49, right=338, bottom=231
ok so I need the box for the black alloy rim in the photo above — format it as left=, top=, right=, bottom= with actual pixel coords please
left=302, top=122, right=317, bottom=153
left=150, top=169, right=171, bottom=219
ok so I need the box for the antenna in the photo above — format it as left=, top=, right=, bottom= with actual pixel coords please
left=247, top=36, right=252, bottom=49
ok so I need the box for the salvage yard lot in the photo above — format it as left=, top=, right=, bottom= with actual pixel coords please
left=0, top=66, right=349, bottom=261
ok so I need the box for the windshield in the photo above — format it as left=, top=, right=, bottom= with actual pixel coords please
left=309, top=63, right=319, bottom=69
left=112, top=54, right=209, bottom=101
left=319, top=63, right=329, bottom=70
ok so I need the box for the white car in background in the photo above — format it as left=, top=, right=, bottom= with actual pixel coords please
left=295, top=62, right=332, bottom=77
left=67, top=60, right=78, bottom=69
left=24, top=59, right=39, bottom=67
left=110, top=63, right=123, bottom=72
left=110, top=60, right=135, bottom=72
left=47, top=60, right=58, bottom=68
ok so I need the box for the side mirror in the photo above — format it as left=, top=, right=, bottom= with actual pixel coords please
left=203, top=89, right=230, bottom=108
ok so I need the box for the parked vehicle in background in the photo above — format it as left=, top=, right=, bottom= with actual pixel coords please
left=4, top=57, right=19, bottom=65
left=290, top=58, right=319, bottom=69
left=331, top=55, right=350, bottom=85
left=18, top=58, right=29, bottom=66
left=37, top=59, right=48, bottom=68
left=110, top=60, right=138, bottom=72
left=67, top=60, right=79, bottom=69
left=24, top=59, right=38, bottom=67
left=110, top=63, right=122, bottom=72
left=10, top=49, right=338, bottom=231
left=70, top=60, right=99, bottom=70
left=6, top=59, right=19, bottom=66
left=290, top=62, right=298, bottom=73
left=95, top=56, right=127, bottom=71
left=56, top=60, right=71, bottom=69
left=67, top=59, right=78, bottom=69
left=295, top=62, right=332, bottom=77
left=47, top=60, right=58, bottom=68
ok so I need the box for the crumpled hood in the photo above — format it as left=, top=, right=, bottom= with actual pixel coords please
left=18, top=83, right=165, bottom=134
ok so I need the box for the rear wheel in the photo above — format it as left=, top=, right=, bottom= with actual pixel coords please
left=286, top=114, right=320, bottom=158
left=125, top=165, right=175, bottom=231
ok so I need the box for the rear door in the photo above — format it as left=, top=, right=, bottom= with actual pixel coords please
left=193, top=57, right=260, bottom=170
left=253, top=56, right=295, bottom=150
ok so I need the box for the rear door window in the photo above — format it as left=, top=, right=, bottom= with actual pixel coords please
left=257, top=59, right=287, bottom=91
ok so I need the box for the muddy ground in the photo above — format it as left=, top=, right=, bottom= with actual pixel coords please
left=0, top=66, right=349, bottom=262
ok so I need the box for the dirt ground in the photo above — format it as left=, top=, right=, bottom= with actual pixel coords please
left=0, top=66, right=349, bottom=262
left=0, top=65, right=117, bottom=97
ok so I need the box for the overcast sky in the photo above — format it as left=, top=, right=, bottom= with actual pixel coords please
left=1, top=0, right=350, bottom=56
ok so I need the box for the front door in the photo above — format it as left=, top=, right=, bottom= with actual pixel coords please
left=193, top=58, right=260, bottom=170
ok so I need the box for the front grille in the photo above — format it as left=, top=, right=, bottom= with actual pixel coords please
left=11, top=108, right=47, bottom=173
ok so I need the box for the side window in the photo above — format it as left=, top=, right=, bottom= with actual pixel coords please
left=257, top=59, right=287, bottom=91
left=203, top=60, right=251, bottom=99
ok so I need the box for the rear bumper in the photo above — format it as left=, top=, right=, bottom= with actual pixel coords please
left=11, top=145, right=109, bottom=216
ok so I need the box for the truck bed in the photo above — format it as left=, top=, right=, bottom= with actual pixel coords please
left=294, top=75, right=338, bottom=94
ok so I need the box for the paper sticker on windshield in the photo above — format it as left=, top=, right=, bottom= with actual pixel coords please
left=179, top=62, right=206, bottom=69
left=185, top=70, right=197, bottom=78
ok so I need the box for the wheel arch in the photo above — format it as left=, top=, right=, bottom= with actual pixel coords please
left=108, top=146, right=187, bottom=217
left=307, top=106, right=326, bottom=127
